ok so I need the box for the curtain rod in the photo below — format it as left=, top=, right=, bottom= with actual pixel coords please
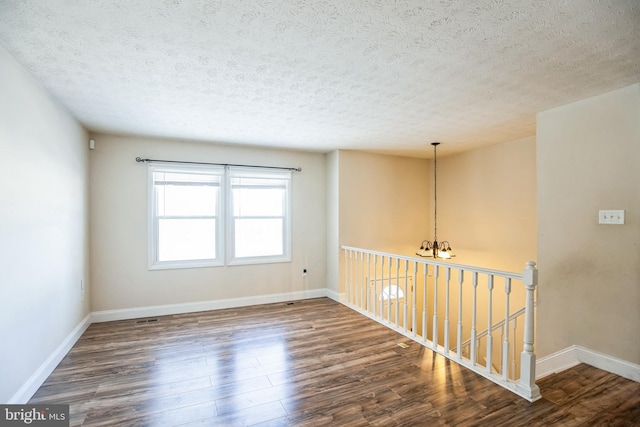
left=135, top=157, right=301, bottom=172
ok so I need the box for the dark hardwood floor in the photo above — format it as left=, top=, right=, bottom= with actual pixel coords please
left=29, top=298, right=640, bottom=426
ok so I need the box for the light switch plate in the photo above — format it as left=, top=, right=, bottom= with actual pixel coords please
left=598, top=210, right=625, bottom=225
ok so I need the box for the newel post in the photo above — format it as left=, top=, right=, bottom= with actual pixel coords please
left=516, top=261, right=541, bottom=401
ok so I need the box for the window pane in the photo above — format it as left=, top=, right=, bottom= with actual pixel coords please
left=234, top=218, right=283, bottom=257
left=154, top=171, right=219, bottom=185
left=159, top=219, right=216, bottom=261
left=232, top=188, right=284, bottom=217
left=156, top=184, right=218, bottom=217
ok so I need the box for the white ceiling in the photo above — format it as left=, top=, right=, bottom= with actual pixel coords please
left=1, top=1, right=639, bottom=158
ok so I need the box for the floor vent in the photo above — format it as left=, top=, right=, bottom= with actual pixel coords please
left=136, top=318, right=159, bottom=324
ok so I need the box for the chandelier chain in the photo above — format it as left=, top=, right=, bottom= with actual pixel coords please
left=433, top=142, right=437, bottom=241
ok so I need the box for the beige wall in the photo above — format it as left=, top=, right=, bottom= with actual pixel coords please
left=0, top=45, right=90, bottom=402
left=333, top=150, right=430, bottom=294
left=437, top=137, right=537, bottom=273
left=537, top=83, right=640, bottom=363
left=89, top=134, right=326, bottom=311
left=338, top=150, right=430, bottom=255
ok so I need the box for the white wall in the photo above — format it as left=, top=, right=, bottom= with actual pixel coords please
left=0, top=45, right=90, bottom=403
left=89, top=134, right=326, bottom=311
left=537, top=83, right=640, bottom=364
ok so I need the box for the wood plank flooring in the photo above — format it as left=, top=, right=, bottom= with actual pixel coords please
left=29, top=298, right=640, bottom=426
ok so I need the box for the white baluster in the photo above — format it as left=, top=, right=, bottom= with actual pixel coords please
left=373, top=254, right=378, bottom=317
left=380, top=256, right=385, bottom=320
left=516, top=261, right=541, bottom=401
left=359, top=251, right=364, bottom=309
left=432, top=265, right=439, bottom=350
left=351, top=250, right=355, bottom=306
left=457, top=269, right=464, bottom=361
left=486, top=274, right=494, bottom=374
left=412, top=262, right=418, bottom=337
left=365, top=253, right=370, bottom=313
left=352, top=251, right=356, bottom=307
left=364, top=252, right=369, bottom=312
left=511, top=317, right=517, bottom=380
left=355, top=251, right=360, bottom=308
left=422, top=263, right=428, bottom=344
left=444, top=267, right=451, bottom=355
left=471, top=272, right=478, bottom=365
left=502, top=277, right=512, bottom=380
left=343, top=250, right=348, bottom=304
left=403, top=259, right=409, bottom=332
left=395, top=258, right=400, bottom=327
left=386, top=256, right=392, bottom=324
left=370, top=255, right=374, bottom=313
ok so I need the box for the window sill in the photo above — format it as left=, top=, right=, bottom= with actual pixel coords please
left=148, top=259, right=224, bottom=271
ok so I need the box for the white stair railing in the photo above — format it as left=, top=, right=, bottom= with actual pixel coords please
left=456, top=304, right=537, bottom=379
left=341, top=246, right=541, bottom=402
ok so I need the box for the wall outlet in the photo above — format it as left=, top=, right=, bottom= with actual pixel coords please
left=302, top=268, right=308, bottom=278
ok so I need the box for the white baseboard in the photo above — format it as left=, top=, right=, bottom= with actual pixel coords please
left=536, top=345, right=580, bottom=379
left=325, top=290, right=346, bottom=303
left=91, top=289, right=328, bottom=323
left=576, top=346, right=640, bottom=382
left=326, top=289, right=340, bottom=302
left=536, top=345, right=640, bottom=383
left=8, top=313, right=92, bottom=404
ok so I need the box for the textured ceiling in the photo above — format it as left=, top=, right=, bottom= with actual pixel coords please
left=1, top=0, right=639, bottom=157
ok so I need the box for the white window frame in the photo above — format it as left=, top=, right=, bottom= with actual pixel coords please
left=147, top=163, right=292, bottom=270
left=148, top=163, right=224, bottom=270
left=226, top=167, right=292, bottom=266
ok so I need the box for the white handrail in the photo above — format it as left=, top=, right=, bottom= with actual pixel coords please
left=341, top=245, right=523, bottom=279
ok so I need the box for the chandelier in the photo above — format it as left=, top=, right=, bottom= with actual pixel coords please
left=417, top=142, right=455, bottom=259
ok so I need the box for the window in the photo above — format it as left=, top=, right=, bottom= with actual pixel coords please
left=229, top=168, right=291, bottom=264
left=149, top=164, right=224, bottom=269
left=148, top=163, right=291, bottom=269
